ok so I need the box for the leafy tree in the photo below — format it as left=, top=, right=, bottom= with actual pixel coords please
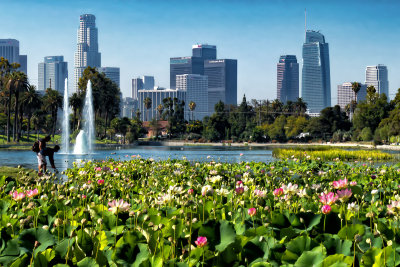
left=6, top=71, right=29, bottom=141
left=22, top=85, right=41, bottom=140
left=229, top=95, right=255, bottom=141
left=69, top=92, right=82, bottom=132
left=204, top=101, right=230, bottom=141
left=267, top=115, right=286, bottom=142
left=43, top=88, right=63, bottom=138
left=285, top=116, right=308, bottom=139
left=307, top=106, right=350, bottom=140
left=353, top=90, right=390, bottom=139
left=157, top=104, right=164, bottom=120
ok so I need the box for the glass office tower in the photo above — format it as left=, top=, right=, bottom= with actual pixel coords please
left=301, top=30, right=331, bottom=113
left=277, top=55, right=299, bottom=103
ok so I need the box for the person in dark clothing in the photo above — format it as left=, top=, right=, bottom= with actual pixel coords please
left=35, top=135, right=51, bottom=174
left=38, top=145, right=60, bottom=174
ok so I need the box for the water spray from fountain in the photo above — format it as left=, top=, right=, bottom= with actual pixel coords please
left=62, top=78, right=70, bottom=153
left=73, top=80, right=95, bottom=154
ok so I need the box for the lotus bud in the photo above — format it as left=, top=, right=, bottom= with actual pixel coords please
left=42, top=225, right=49, bottom=230
left=192, top=218, right=198, bottom=223
left=81, top=219, right=87, bottom=225
left=54, top=218, right=63, bottom=227
left=148, top=222, right=154, bottom=227
left=168, top=237, right=173, bottom=242
left=97, top=218, right=103, bottom=225
left=172, top=225, right=176, bottom=230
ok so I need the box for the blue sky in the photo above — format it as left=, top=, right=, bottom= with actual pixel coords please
left=2, top=0, right=400, bottom=102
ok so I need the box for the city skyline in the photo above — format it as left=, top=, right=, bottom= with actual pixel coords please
left=2, top=0, right=400, bottom=102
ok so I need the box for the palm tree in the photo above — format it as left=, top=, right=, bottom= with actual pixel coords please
left=351, top=82, right=361, bottom=120
left=23, top=85, right=41, bottom=140
left=32, top=110, right=45, bottom=139
left=144, top=97, right=152, bottom=121
left=6, top=71, right=29, bottom=141
left=189, top=101, right=196, bottom=121
left=43, top=88, right=63, bottom=138
left=295, top=97, right=307, bottom=115
left=157, top=104, right=164, bottom=120
left=69, top=92, right=82, bottom=132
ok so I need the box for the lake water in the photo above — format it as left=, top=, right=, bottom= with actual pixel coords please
left=0, top=145, right=275, bottom=172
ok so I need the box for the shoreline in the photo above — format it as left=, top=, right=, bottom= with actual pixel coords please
left=0, top=140, right=400, bottom=151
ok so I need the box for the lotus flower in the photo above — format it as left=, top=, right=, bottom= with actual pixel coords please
left=97, top=179, right=105, bottom=185
left=201, top=185, right=214, bottom=196
left=248, top=208, right=256, bottom=217
left=321, top=205, right=332, bottom=214
left=108, top=199, right=131, bottom=214
left=273, top=188, right=284, bottom=197
left=282, top=183, right=298, bottom=194
left=11, top=191, right=25, bottom=201
left=26, top=188, right=38, bottom=198
left=332, top=179, right=347, bottom=189
left=319, top=192, right=338, bottom=205
left=195, top=236, right=207, bottom=248
left=188, top=188, right=194, bottom=195
left=337, top=189, right=352, bottom=202
left=235, top=187, right=244, bottom=195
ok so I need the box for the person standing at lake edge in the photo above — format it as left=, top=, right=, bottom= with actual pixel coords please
left=32, top=135, right=51, bottom=175
left=39, top=145, right=60, bottom=173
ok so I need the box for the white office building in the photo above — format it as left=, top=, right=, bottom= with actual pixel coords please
left=337, top=82, right=367, bottom=111
left=74, top=14, right=101, bottom=91
left=132, top=76, right=155, bottom=99
left=176, top=74, right=208, bottom=121
left=365, top=65, right=389, bottom=97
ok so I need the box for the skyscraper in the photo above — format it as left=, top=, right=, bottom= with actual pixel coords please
left=302, top=30, right=331, bottom=113
left=192, top=44, right=217, bottom=60
left=170, top=57, right=204, bottom=89
left=38, top=56, right=68, bottom=93
left=74, top=14, right=101, bottom=91
left=365, top=65, right=389, bottom=96
left=132, top=76, right=155, bottom=99
left=0, top=39, right=27, bottom=74
left=337, top=82, right=367, bottom=111
left=277, top=55, right=299, bottom=103
left=204, top=59, right=237, bottom=114
left=176, top=74, right=208, bottom=121
left=97, top=67, right=120, bottom=87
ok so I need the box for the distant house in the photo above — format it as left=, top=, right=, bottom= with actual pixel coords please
left=142, top=121, right=169, bottom=138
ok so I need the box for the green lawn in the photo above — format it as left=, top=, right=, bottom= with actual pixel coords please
left=0, top=166, right=38, bottom=180
left=0, top=134, right=61, bottom=145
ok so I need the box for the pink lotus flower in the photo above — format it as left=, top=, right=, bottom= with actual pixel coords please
left=240, top=153, right=244, bottom=156
left=319, top=192, right=338, bottom=205
left=254, top=189, right=266, bottom=198
left=10, top=191, right=25, bottom=201
left=97, top=179, right=105, bottom=185
left=332, top=179, right=348, bottom=189
left=236, top=180, right=243, bottom=187
left=95, top=167, right=102, bottom=172
left=188, top=188, right=194, bottom=195
left=108, top=199, right=131, bottom=214
left=248, top=208, right=256, bottom=217
left=195, top=236, right=207, bottom=248
left=82, top=195, right=87, bottom=199
left=321, top=205, right=332, bottom=214
left=26, top=188, right=38, bottom=198
left=350, top=181, right=357, bottom=186
left=337, top=189, right=352, bottom=202
left=235, top=187, right=244, bottom=195
left=273, top=188, right=284, bottom=197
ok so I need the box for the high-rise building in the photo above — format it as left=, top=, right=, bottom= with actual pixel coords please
left=19, top=55, right=27, bottom=74
left=38, top=56, right=68, bottom=93
left=365, top=65, right=389, bottom=96
left=204, top=59, right=237, bottom=114
left=74, top=14, right=101, bottom=91
left=121, top=97, right=138, bottom=119
left=176, top=74, right=208, bottom=121
left=132, top=78, right=143, bottom=99
left=192, top=44, right=217, bottom=60
left=97, top=67, right=120, bottom=87
left=302, top=30, right=331, bottom=113
left=170, top=57, right=204, bottom=89
left=277, top=55, right=299, bottom=103
left=132, top=76, right=155, bottom=99
left=337, top=82, right=367, bottom=111
left=142, top=76, right=155, bottom=89
left=138, top=88, right=186, bottom=121
left=170, top=44, right=217, bottom=89
left=0, top=39, right=27, bottom=74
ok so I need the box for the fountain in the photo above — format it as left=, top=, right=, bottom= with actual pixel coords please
left=62, top=78, right=70, bottom=153
left=73, top=80, right=95, bottom=154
